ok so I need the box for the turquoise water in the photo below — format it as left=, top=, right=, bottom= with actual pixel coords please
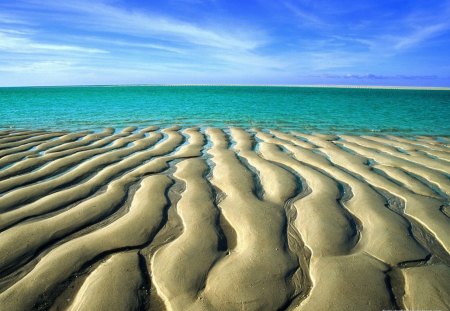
left=0, top=86, right=449, bottom=135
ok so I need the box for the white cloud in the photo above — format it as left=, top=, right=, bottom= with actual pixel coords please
left=394, top=23, right=449, bottom=50
left=19, top=0, right=266, bottom=51
left=0, top=60, right=75, bottom=73
left=0, top=31, right=108, bottom=54
left=0, top=0, right=280, bottom=86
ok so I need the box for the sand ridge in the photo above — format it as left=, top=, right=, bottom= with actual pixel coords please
left=0, top=127, right=449, bottom=311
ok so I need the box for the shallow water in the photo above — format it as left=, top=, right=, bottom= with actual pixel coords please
left=0, top=86, right=449, bottom=135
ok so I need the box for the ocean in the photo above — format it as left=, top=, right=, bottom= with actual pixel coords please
left=0, top=86, right=449, bottom=135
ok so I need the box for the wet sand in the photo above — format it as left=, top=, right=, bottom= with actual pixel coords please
left=0, top=126, right=449, bottom=310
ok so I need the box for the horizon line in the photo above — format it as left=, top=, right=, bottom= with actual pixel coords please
left=1, top=84, right=450, bottom=90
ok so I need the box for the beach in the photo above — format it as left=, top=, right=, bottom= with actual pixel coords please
left=0, top=126, right=449, bottom=310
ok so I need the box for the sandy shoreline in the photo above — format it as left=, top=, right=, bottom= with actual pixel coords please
left=0, top=126, right=449, bottom=310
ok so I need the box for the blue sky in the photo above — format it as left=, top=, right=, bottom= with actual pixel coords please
left=1, top=0, right=450, bottom=86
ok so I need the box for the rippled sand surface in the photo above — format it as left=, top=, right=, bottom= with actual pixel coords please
left=0, top=127, right=449, bottom=311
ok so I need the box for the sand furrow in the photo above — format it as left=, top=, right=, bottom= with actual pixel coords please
left=0, top=132, right=65, bottom=151
left=269, top=130, right=316, bottom=149
left=33, top=130, right=93, bottom=152
left=0, top=131, right=93, bottom=169
left=47, top=130, right=131, bottom=156
left=230, top=128, right=298, bottom=205
left=377, top=135, right=450, bottom=161
left=0, top=129, right=205, bottom=272
left=0, top=131, right=48, bottom=144
left=0, top=126, right=448, bottom=310
left=200, top=128, right=298, bottom=310
left=230, top=128, right=308, bottom=305
left=0, top=140, right=49, bottom=159
left=0, top=133, right=69, bottom=164
left=295, top=133, right=450, bottom=255
left=372, top=164, right=441, bottom=198
left=0, top=132, right=148, bottom=195
left=341, top=135, right=450, bottom=179
left=332, top=146, right=450, bottom=252
left=0, top=151, right=37, bottom=170
left=276, top=142, right=429, bottom=265
left=256, top=131, right=357, bottom=257
left=361, top=136, right=450, bottom=156
left=0, top=130, right=17, bottom=137
left=0, top=130, right=133, bottom=180
left=31, top=130, right=129, bottom=157
left=259, top=139, right=412, bottom=310
left=0, top=175, right=171, bottom=310
left=262, top=135, right=398, bottom=310
left=386, top=135, right=450, bottom=153
left=0, top=132, right=160, bottom=212
left=0, top=129, right=191, bottom=231
left=0, top=131, right=54, bottom=146
left=43, top=128, right=115, bottom=154
left=0, top=134, right=185, bottom=269
left=151, top=158, right=221, bottom=311
left=256, top=130, right=295, bottom=146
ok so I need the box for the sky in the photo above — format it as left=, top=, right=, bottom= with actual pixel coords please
left=0, top=0, right=450, bottom=87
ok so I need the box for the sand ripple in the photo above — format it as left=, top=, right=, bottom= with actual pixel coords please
left=0, top=127, right=449, bottom=311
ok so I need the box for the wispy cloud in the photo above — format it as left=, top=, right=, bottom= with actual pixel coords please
left=394, top=23, right=449, bottom=50
left=0, top=60, right=75, bottom=73
left=280, top=0, right=450, bottom=55
left=0, top=31, right=107, bottom=54
left=19, top=0, right=266, bottom=51
left=70, top=36, right=186, bottom=54
left=0, top=12, right=33, bottom=25
left=0, top=0, right=281, bottom=86
left=283, top=1, right=325, bottom=27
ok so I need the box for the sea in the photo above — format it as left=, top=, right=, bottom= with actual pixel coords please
left=0, top=86, right=449, bottom=136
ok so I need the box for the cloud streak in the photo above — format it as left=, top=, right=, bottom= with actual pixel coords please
left=394, top=23, right=449, bottom=50
left=282, top=1, right=325, bottom=27
left=20, top=0, right=266, bottom=51
left=0, top=31, right=107, bottom=54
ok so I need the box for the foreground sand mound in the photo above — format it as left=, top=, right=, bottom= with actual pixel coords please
left=0, top=127, right=449, bottom=310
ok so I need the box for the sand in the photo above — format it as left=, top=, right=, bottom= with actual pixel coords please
left=0, top=126, right=449, bottom=311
